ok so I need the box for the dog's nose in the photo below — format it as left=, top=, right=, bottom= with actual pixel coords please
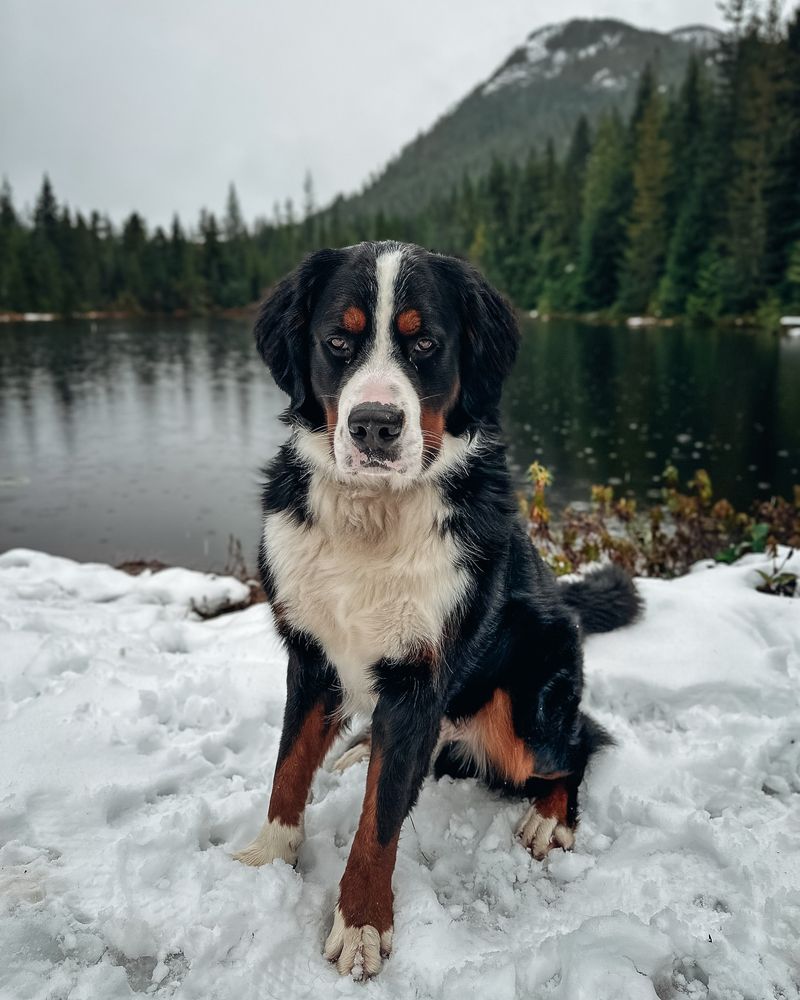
left=348, top=403, right=405, bottom=453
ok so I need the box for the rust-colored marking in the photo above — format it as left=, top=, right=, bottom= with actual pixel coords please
left=535, top=782, right=570, bottom=826
left=462, top=689, right=536, bottom=785
left=324, top=403, right=338, bottom=449
left=338, top=749, right=399, bottom=933
left=415, top=642, right=440, bottom=669
left=419, top=406, right=446, bottom=465
left=342, top=306, right=366, bottom=332
left=268, top=703, right=341, bottom=826
left=270, top=600, right=288, bottom=631
left=396, top=308, right=422, bottom=335
left=418, top=378, right=460, bottom=468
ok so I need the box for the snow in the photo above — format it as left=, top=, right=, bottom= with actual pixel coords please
left=482, top=23, right=627, bottom=96
left=670, top=26, right=722, bottom=50
left=590, top=67, right=629, bottom=92
left=482, top=24, right=563, bottom=96
left=575, top=32, right=622, bottom=61
left=1, top=546, right=799, bottom=998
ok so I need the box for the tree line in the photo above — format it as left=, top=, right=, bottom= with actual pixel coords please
left=1, top=1, right=798, bottom=322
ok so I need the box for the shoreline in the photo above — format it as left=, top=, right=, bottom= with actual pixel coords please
left=0, top=302, right=800, bottom=339
left=1, top=305, right=794, bottom=334
left=0, top=304, right=261, bottom=323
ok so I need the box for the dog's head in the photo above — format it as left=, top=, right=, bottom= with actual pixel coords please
left=254, top=241, right=519, bottom=484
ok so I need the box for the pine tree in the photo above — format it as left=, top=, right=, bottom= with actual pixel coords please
left=300, top=171, right=319, bottom=253
left=576, top=112, right=630, bottom=310
left=764, top=5, right=800, bottom=303
left=532, top=119, right=591, bottom=311
left=119, top=212, right=148, bottom=308
left=716, top=0, right=781, bottom=311
left=0, top=179, right=27, bottom=310
left=33, top=175, right=59, bottom=239
left=223, top=184, right=246, bottom=242
left=657, top=56, right=719, bottom=314
left=617, top=84, right=671, bottom=315
left=27, top=175, right=63, bottom=311
left=482, top=158, right=516, bottom=294
left=785, top=241, right=800, bottom=310
left=199, top=209, right=224, bottom=307
left=220, top=184, right=250, bottom=307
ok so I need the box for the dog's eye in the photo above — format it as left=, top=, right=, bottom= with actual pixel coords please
left=414, top=337, right=436, bottom=355
left=326, top=336, right=350, bottom=356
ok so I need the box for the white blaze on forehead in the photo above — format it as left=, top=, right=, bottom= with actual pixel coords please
left=372, top=248, right=403, bottom=366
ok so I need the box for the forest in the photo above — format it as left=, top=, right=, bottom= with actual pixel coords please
left=1, top=3, right=798, bottom=324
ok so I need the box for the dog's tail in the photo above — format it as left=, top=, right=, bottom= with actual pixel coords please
left=559, top=564, right=643, bottom=635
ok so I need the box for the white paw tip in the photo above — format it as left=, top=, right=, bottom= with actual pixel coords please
left=231, top=819, right=302, bottom=867
left=516, top=804, right=575, bottom=860
left=324, top=905, right=392, bottom=979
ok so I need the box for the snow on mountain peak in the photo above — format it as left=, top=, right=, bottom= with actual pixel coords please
left=670, top=25, right=722, bottom=48
left=482, top=21, right=629, bottom=96
left=481, top=19, right=719, bottom=99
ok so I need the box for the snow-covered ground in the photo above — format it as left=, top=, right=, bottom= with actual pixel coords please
left=1, top=547, right=799, bottom=999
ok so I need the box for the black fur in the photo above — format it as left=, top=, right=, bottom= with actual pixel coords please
left=253, top=247, right=346, bottom=427
left=428, top=253, right=520, bottom=430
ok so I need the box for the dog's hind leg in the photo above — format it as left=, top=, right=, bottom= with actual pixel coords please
left=516, top=713, right=612, bottom=860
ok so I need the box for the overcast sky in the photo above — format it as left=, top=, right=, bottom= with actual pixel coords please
left=2, top=0, right=731, bottom=228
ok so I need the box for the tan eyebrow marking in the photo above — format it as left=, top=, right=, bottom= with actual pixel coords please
left=396, top=308, right=422, bottom=335
left=341, top=306, right=366, bottom=333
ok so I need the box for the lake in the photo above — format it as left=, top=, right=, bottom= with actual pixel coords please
left=1, top=317, right=798, bottom=571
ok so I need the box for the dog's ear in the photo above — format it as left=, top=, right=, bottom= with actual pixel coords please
left=432, top=255, right=520, bottom=425
left=254, top=248, right=345, bottom=425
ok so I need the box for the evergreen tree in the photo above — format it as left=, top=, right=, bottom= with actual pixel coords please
left=657, top=57, right=719, bottom=314
left=27, top=175, right=63, bottom=311
left=0, top=179, right=27, bottom=310
left=168, top=215, right=202, bottom=311
left=716, top=0, right=780, bottom=310
left=33, top=175, right=59, bottom=239
left=617, top=84, right=671, bottom=314
left=224, top=184, right=246, bottom=242
left=481, top=157, right=516, bottom=294
left=119, top=212, right=148, bottom=308
left=220, top=184, right=250, bottom=306
left=533, top=120, right=591, bottom=311
left=576, top=112, right=630, bottom=310
left=764, top=5, right=800, bottom=300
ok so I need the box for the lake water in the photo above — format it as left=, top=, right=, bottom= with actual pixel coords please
left=1, top=317, right=798, bottom=571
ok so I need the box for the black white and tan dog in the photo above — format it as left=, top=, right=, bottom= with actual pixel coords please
left=234, top=240, right=641, bottom=978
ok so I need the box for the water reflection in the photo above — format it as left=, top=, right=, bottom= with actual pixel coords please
left=0, top=317, right=798, bottom=569
left=0, top=318, right=288, bottom=569
left=504, top=318, right=800, bottom=509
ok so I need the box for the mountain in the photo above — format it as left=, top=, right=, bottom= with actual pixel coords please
left=337, top=19, right=722, bottom=218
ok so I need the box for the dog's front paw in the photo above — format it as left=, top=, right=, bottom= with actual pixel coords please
left=516, top=803, right=575, bottom=860
left=323, top=905, right=393, bottom=979
left=232, top=818, right=303, bottom=867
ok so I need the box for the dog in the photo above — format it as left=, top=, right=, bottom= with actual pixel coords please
left=234, top=240, right=641, bottom=978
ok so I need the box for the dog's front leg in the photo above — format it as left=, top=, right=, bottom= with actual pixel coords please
left=324, top=664, right=442, bottom=978
left=234, top=638, right=342, bottom=867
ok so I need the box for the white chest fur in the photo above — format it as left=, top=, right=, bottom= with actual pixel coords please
left=263, top=474, right=470, bottom=714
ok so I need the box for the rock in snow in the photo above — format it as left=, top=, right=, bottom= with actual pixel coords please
left=1, top=547, right=798, bottom=998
